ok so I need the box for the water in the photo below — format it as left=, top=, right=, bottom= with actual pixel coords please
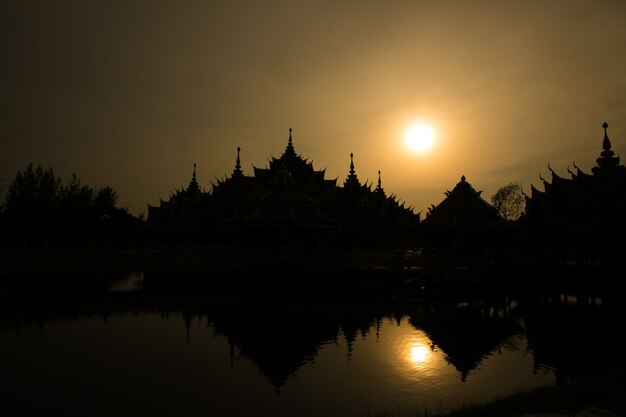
left=0, top=269, right=620, bottom=417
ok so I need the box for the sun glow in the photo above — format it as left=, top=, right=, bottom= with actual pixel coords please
left=406, top=123, right=435, bottom=152
left=409, top=343, right=430, bottom=363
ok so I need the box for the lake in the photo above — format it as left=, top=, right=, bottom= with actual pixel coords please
left=0, top=268, right=621, bottom=417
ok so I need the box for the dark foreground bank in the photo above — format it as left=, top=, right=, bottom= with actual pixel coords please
left=370, top=374, right=623, bottom=417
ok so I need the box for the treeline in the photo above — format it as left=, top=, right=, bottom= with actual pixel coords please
left=0, top=163, right=144, bottom=248
left=0, top=163, right=528, bottom=250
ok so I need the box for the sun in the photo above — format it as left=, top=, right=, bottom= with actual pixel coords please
left=406, top=123, right=435, bottom=152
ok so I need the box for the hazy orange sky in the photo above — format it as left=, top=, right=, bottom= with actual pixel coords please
left=2, top=0, right=626, bottom=216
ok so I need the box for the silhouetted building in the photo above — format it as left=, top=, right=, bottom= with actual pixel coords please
left=146, top=163, right=215, bottom=242
left=522, top=122, right=626, bottom=273
left=147, top=129, right=420, bottom=248
left=420, top=175, right=506, bottom=255
left=526, top=122, right=626, bottom=232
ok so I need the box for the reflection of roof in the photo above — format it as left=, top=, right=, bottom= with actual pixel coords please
left=410, top=301, right=522, bottom=382
left=206, top=292, right=391, bottom=393
left=421, top=176, right=503, bottom=230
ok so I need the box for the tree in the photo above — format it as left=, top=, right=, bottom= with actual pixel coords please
left=60, top=173, right=93, bottom=212
left=1, top=163, right=139, bottom=247
left=490, top=182, right=525, bottom=221
left=4, top=163, right=62, bottom=216
left=93, top=186, right=119, bottom=218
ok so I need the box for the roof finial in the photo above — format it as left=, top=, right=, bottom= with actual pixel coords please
left=461, top=175, right=466, bottom=182
left=283, top=128, right=296, bottom=157
left=375, top=170, right=385, bottom=196
left=232, top=146, right=243, bottom=177
left=602, top=121, right=611, bottom=151
left=349, top=153, right=355, bottom=175
left=593, top=121, right=620, bottom=174
left=344, top=152, right=360, bottom=188
left=187, top=162, right=199, bottom=194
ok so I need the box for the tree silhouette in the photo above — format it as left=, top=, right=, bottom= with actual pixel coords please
left=1, top=163, right=141, bottom=247
left=4, top=163, right=62, bottom=216
left=93, top=186, right=118, bottom=218
left=490, top=182, right=525, bottom=221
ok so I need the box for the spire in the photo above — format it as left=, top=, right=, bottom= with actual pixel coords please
left=284, top=128, right=296, bottom=158
left=593, top=121, right=621, bottom=175
left=232, top=146, right=244, bottom=178
left=344, top=152, right=361, bottom=188
left=187, top=163, right=200, bottom=194
left=602, top=121, right=611, bottom=151
left=375, top=170, right=386, bottom=197
left=350, top=153, right=355, bottom=176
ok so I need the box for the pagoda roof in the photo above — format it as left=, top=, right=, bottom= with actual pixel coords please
left=421, top=175, right=503, bottom=230
left=525, top=122, right=626, bottom=232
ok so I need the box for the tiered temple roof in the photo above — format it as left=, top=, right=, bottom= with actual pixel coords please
left=525, top=122, right=626, bottom=232
left=419, top=175, right=505, bottom=255
left=422, top=175, right=503, bottom=230
left=147, top=129, right=420, bottom=248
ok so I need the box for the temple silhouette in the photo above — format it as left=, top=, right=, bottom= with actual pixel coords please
left=145, top=123, right=626, bottom=272
left=420, top=175, right=507, bottom=256
left=147, top=128, right=421, bottom=249
left=2, top=122, right=623, bottom=280
left=516, top=122, right=626, bottom=274
left=525, top=122, right=625, bottom=232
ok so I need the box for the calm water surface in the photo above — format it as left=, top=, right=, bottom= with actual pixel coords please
left=0, top=270, right=619, bottom=417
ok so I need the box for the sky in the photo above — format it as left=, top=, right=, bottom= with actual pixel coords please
left=2, top=0, right=626, bottom=217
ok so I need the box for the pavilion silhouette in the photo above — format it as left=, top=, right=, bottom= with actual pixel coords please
left=147, top=128, right=420, bottom=249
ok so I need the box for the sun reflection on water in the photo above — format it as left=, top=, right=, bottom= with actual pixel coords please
left=409, top=343, right=430, bottom=364
left=390, top=325, right=450, bottom=382
left=402, top=334, right=438, bottom=374
left=382, top=321, right=468, bottom=401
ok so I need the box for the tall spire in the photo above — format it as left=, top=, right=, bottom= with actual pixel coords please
left=350, top=153, right=355, bottom=175
left=602, top=121, right=612, bottom=151
left=284, top=128, right=296, bottom=158
left=187, top=163, right=200, bottom=194
left=375, top=170, right=386, bottom=196
left=232, top=146, right=244, bottom=178
left=593, top=121, right=621, bottom=175
left=344, top=152, right=361, bottom=188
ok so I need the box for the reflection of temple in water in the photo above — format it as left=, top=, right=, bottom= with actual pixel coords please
left=518, top=293, right=623, bottom=385
left=408, top=297, right=522, bottom=382
left=147, top=129, right=420, bottom=249
left=1, top=270, right=620, bottom=393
